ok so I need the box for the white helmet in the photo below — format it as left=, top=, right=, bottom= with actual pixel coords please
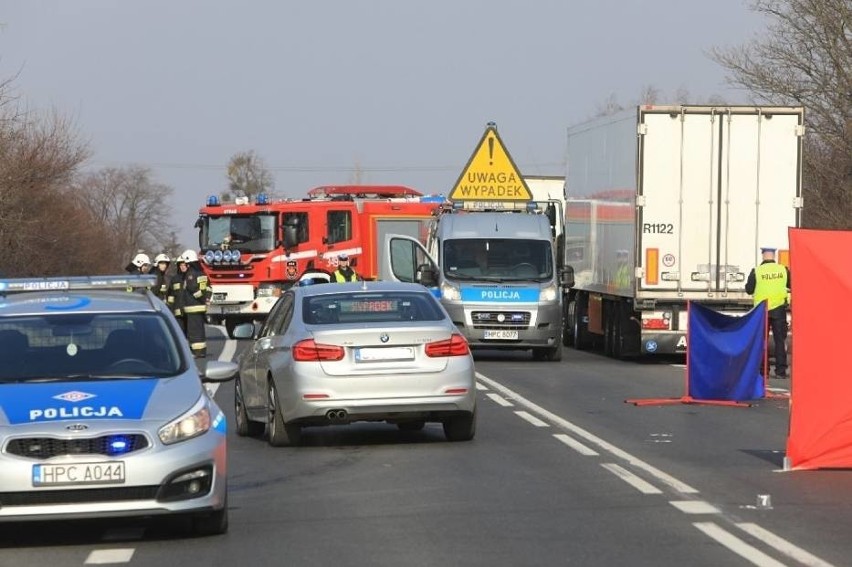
left=178, top=249, right=199, bottom=263
left=154, top=253, right=170, bottom=264
left=132, top=253, right=151, bottom=268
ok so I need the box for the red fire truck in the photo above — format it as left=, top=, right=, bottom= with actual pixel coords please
left=195, top=186, right=444, bottom=337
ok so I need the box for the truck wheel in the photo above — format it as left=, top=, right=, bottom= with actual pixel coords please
left=573, top=294, right=591, bottom=351
left=562, top=303, right=573, bottom=346
left=603, top=307, right=614, bottom=357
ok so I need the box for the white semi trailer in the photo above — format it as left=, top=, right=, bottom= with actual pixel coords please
left=563, top=105, right=804, bottom=357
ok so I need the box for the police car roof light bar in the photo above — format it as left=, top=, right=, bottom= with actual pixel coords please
left=0, top=275, right=158, bottom=295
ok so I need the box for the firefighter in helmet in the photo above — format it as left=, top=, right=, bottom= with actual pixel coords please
left=125, top=253, right=152, bottom=274
left=169, top=255, right=186, bottom=334
left=177, top=249, right=211, bottom=359
left=152, top=253, right=172, bottom=302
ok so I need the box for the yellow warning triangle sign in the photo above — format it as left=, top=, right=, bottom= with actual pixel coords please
left=449, top=124, right=532, bottom=201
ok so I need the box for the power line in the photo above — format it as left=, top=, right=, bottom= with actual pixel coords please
left=82, top=160, right=566, bottom=173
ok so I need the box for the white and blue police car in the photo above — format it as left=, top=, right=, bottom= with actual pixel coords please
left=0, top=275, right=237, bottom=535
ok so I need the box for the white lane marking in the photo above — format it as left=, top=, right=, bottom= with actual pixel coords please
left=204, top=326, right=237, bottom=398
left=101, top=527, right=145, bottom=541
left=515, top=411, right=549, bottom=427
left=669, top=500, right=720, bottom=514
left=553, top=433, right=598, bottom=456
left=671, top=364, right=686, bottom=368
left=85, top=549, right=135, bottom=564
left=736, top=523, right=836, bottom=567
left=475, top=383, right=489, bottom=391
left=476, top=371, right=699, bottom=494
left=486, top=392, right=513, bottom=407
left=693, top=523, right=786, bottom=567
left=601, top=463, right=662, bottom=494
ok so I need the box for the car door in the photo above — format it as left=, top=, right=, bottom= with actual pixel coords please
left=381, top=234, right=440, bottom=296
left=243, top=293, right=293, bottom=409
left=252, top=292, right=295, bottom=403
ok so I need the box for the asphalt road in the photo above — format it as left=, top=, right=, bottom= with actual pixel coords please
left=1, top=327, right=847, bottom=567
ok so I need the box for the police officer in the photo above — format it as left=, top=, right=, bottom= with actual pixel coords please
left=746, top=246, right=791, bottom=378
left=332, top=253, right=360, bottom=282
left=177, top=249, right=210, bottom=358
left=152, top=253, right=171, bottom=302
left=125, top=253, right=151, bottom=274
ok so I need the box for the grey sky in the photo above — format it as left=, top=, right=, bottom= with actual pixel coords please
left=2, top=0, right=765, bottom=249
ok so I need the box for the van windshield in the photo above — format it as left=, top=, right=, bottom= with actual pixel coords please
left=443, top=239, right=553, bottom=281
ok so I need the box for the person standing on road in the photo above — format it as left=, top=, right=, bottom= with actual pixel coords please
left=177, top=249, right=211, bottom=359
left=170, top=256, right=187, bottom=335
left=746, top=246, right=791, bottom=378
left=332, top=253, right=360, bottom=282
left=152, top=253, right=172, bottom=302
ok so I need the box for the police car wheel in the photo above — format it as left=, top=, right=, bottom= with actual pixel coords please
left=192, top=496, right=229, bottom=536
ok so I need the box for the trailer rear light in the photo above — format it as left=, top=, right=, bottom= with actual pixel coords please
left=425, top=334, right=470, bottom=357
left=642, top=318, right=670, bottom=330
left=293, top=339, right=345, bottom=361
left=645, top=248, right=659, bottom=285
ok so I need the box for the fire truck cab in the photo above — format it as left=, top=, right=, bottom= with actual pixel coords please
left=195, top=186, right=444, bottom=337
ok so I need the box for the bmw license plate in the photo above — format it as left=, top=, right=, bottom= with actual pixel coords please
left=33, top=462, right=125, bottom=487
left=355, top=347, right=414, bottom=362
left=483, top=330, right=519, bottom=340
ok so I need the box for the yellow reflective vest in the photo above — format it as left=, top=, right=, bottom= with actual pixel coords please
left=753, top=262, right=789, bottom=310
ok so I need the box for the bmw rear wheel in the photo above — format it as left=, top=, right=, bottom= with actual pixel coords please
left=267, top=381, right=302, bottom=447
left=443, top=407, right=476, bottom=442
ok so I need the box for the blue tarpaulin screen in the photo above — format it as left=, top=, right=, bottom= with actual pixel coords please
left=688, top=302, right=766, bottom=401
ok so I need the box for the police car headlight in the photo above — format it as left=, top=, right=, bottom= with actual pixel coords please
left=158, top=398, right=210, bottom=445
left=539, top=283, right=558, bottom=302
left=440, top=281, right=460, bottom=301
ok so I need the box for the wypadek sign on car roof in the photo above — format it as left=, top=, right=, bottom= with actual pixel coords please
left=449, top=123, right=532, bottom=202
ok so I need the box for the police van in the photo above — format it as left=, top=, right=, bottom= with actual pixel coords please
left=0, top=275, right=237, bottom=535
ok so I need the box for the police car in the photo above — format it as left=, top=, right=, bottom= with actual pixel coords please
left=0, top=275, right=237, bottom=535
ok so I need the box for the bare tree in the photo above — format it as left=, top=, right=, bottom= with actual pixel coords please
left=711, top=0, right=852, bottom=228
left=74, top=166, right=177, bottom=266
left=0, top=79, right=93, bottom=276
left=223, top=150, right=274, bottom=200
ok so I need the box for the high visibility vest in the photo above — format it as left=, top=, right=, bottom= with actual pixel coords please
left=753, top=262, right=788, bottom=310
left=333, top=270, right=358, bottom=283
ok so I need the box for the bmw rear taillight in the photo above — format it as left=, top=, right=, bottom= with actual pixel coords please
left=293, top=339, right=344, bottom=361
left=425, top=334, right=469, bottom=357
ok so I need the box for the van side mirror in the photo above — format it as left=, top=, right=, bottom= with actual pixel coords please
left=417, top=264, right=438, bottom=287
left=560, top=266, right=575, bottom=288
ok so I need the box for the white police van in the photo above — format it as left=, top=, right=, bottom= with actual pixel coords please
left=0, top=275, right=237, bottom=535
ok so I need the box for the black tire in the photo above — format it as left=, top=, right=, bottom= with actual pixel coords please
left=562, top=302, right=574, bottom=346
left=397, top=420, right=426, bottom=432
left=532, top=343, right=563, bottom=362
left=603, top=305, right=614, bottom=357
left=443, top=408, right=476, bottom=442
left=235, top=376, right=265, bottom=437
left=192, top=496, right=228, bottom=536
left=612, top=308, right=624, bottom=360
left=267, top=381, right=301, bottom=447
left=224, top=318, right=238, bottom=339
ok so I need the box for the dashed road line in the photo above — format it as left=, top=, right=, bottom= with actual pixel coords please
left=669, top=500, right=720, bottom=514
left=735, top=523, right=835, bottom=567
left=553, top=433, right=598, bottom=456
left=475, top=383, right=489, bottom=391
left=693, top=522, right=786, bottom=567
left=486, top=392, right=513, bottom=407
left=601, top=463, right=662, bottom=494
left=85, top=549, right=135, bottom=564
left=476, top=371, right=698, bottom=494
left=514, top=411, right=549, bottom=427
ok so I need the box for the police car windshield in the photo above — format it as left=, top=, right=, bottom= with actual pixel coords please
left=0, top=313, right=183, bottom=382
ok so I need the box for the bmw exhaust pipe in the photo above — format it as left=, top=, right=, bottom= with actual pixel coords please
left=326, top=409, right=348, bottom=422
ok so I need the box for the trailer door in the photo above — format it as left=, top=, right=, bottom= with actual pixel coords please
left=638, top=108, right=801, bottom=295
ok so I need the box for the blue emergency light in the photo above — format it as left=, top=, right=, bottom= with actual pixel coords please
left=256, top=193, right=269, bottom=205
left=206, top=195, right=220, bottom=207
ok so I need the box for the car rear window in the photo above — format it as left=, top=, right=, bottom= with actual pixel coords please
left=0, top=313, right=183, bottom=381
left=303, top=292, right=445, bottom=325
